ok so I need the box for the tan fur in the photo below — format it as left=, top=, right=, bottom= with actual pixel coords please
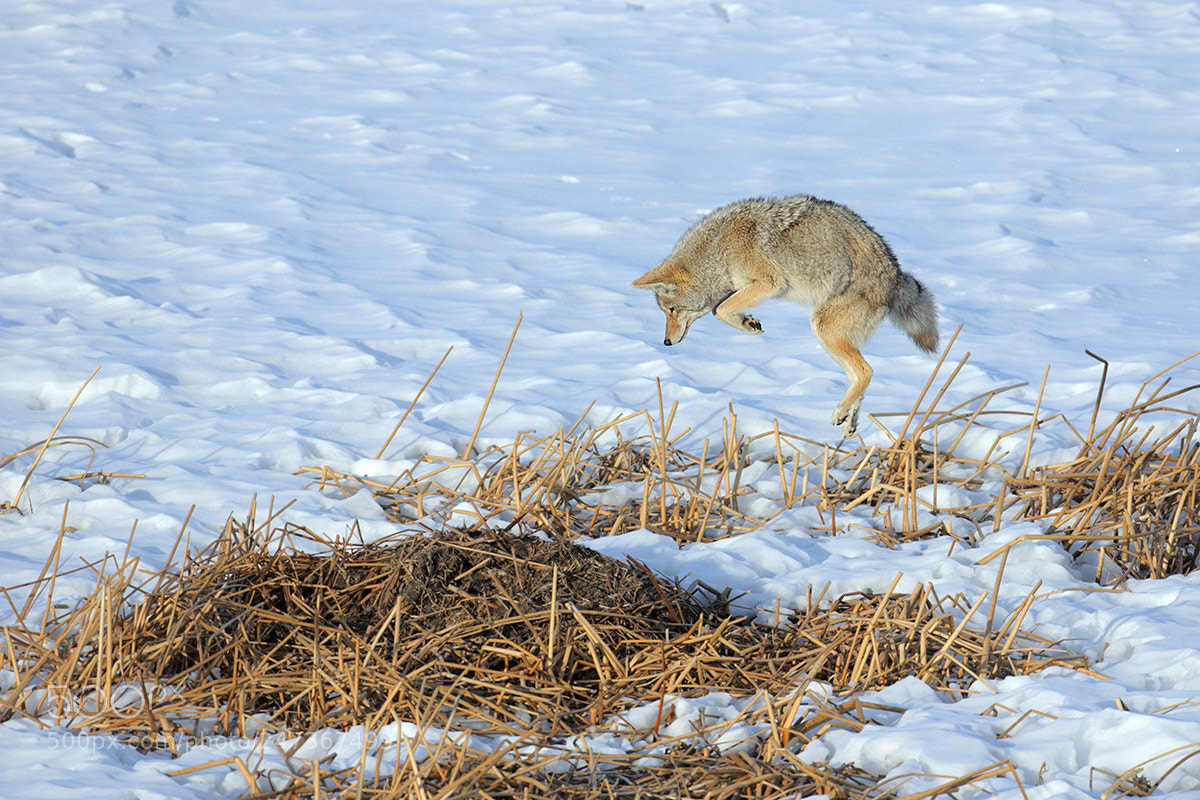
left=632, top=195, right=939, bottom=438
left=632, top=258, right=691, bottom=289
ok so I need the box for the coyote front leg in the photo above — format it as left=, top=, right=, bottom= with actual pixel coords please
left=712, top=280, right=778, bottom=335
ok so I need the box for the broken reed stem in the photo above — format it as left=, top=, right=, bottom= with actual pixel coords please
left=1019, top=364, right=1050, bottom=479
left=1084, top=349, right=1110, bottom=452
left=462, top=313, right=522, bottom=459
left=11, top=366, right=101, bottom=513
left=981, top=546, right=1010, bottom=668
left=893, top=324, right=963, bottom=445
left=376, top=345, right=454, bottom=460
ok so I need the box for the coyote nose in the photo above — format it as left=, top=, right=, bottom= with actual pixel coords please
left=663, top=338, right=673, bottom=346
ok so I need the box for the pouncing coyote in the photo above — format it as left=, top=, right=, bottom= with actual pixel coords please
left=632, top=195, right=939, bottom=437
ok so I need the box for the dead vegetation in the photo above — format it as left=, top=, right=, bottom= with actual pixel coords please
left=170, top=744, right=890, bottom=800
left=1, top=511, right=1080, bottom=736
left=1007, top=354, right=1200, bottom=581
left=2, top=332, right=1198, bottom=797
left=310, top=339, right=1199, bottom=585
left=1, top=367, right=145, bottom=514
left=1, top=512, right=1079, bottom=798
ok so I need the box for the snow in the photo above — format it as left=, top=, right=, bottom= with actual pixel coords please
left=3, top=0, right=1200, bottom=796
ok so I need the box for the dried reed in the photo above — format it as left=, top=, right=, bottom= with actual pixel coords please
left=1005, top=352, right=1200, bottom=582
left=5, top=343, right=1199, bottom=797
left=1, top=514, right=1078, bottom=797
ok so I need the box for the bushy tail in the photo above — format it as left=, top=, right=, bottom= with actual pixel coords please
left=888, top=272, right=939, bottom=354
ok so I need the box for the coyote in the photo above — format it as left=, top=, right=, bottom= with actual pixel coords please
left=632, top=195, right=939, bottom=437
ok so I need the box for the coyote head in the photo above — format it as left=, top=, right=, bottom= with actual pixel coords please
left=632, top=262, right=710, bottom=346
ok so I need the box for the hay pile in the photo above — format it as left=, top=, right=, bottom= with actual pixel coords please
left=2, top=521, right=1076, bottom=739
left=1, top=514, right=1079, bottom=797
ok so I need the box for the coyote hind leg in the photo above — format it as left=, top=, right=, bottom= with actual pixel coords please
left=823, top=338, right=873, bottom=438
left=811, top=301, right=882, bottom=438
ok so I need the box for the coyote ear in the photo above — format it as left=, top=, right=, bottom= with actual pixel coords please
left=632, top=262, right=683, bottom=291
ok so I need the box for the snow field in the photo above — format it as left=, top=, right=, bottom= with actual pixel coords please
left=3, top=0, right=1200, bottom=797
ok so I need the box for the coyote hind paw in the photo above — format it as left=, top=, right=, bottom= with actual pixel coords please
left=741, top=315, right=763, bottom=334
left=832, top=405, right=860, bottom=439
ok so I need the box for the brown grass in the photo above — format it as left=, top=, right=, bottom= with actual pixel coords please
left=0, top=508, right=1079, bottom=797
left=311, top=342, right=1199, bottom=583
left=2, top=340, right=1198, bottom=797
left=1005, top=352, right=1200, bottom=582
left=1, top=518, right=1076, bottom=731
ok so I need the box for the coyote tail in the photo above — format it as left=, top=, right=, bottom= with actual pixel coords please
left=888, top=272, right=939, bottom=354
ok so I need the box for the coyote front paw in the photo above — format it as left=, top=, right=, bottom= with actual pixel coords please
left=741, top=315, right=763, bottom=334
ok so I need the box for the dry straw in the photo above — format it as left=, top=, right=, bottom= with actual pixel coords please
left=1004, top=351, right=1200, bottom=582
left=1, top=367, right=144, bottom=514
left=1, top=517, right=1078, bottom=798
left=318, top=335, right=1199, bottom=588
left=3, top=338, right=1199, bottom=797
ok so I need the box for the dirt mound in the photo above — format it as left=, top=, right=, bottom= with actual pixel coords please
left=115, top=526, right=708, bottom=736
left=4, top=518, right=1083, bottom=752
left=388, top=528, right=699, bottom=629
left=2, top=511, right=1085, bottom=798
